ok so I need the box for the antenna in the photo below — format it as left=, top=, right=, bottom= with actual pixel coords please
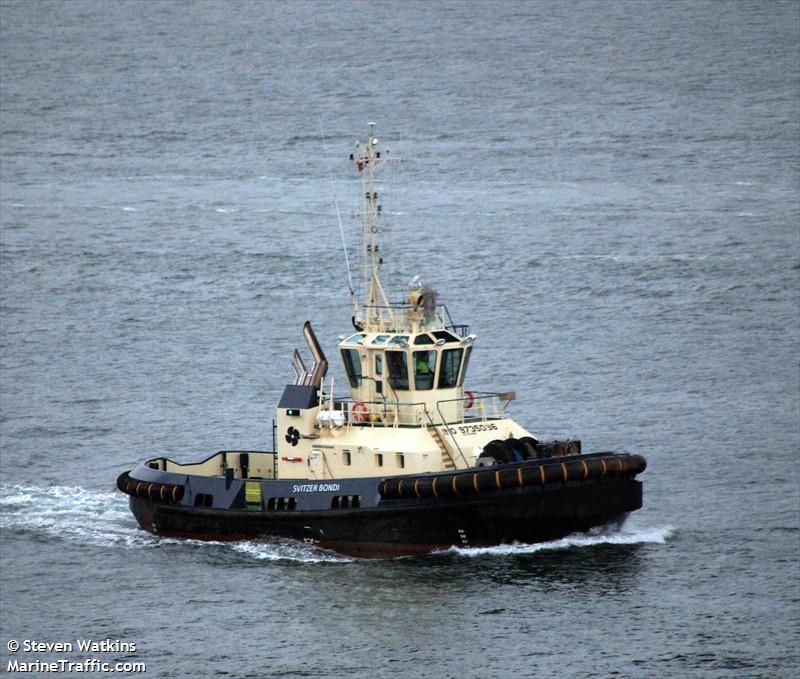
left=352, top=125, right=395, bottom=330
left=319, top=120, right=357, bottom=315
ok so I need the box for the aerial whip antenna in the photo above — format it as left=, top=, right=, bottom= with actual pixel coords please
left=319, top=120, right=357, bottom=315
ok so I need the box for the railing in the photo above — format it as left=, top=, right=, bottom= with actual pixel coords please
left=424, top=408, right=469, bottom=468
left=321, top=391, right=513, bottom=429
left=149, top=450, right=278, bottom=480
left=440, top=303, right=470, bottom=337
left=360, top=302, right=469, bottom=337
left=329, top=398, right=433, bottom=427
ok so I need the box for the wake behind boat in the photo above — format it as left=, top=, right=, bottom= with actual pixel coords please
left=117, top=127, right=646, bottom=557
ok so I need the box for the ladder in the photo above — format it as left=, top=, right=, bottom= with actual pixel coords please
left=430, top=426, right=456, bottom=470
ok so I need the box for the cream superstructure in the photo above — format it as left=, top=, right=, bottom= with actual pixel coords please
left=272, top=127, right=537, bottom=481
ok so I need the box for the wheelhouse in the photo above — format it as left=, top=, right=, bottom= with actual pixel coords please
left=339, top=331, right=472, bottom=399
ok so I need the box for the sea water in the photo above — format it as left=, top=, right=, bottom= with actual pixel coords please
left=1, top=1, right=798, bottom=677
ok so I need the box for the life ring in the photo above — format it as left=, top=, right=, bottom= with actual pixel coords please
left=352, top=401, right=369, bottom=422
left=464, top=391, right=476, bottom=409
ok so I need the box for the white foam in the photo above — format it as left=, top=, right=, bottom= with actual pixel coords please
left=231, top=540, right=354, bottom=564
left=444, top=525, right=675, bottom=557
left=0, top=484, right=351, bottom=563
left=0, top=483, right=154, bottom=549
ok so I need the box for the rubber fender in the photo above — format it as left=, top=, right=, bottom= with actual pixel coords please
left=605, top=455, right=625, bottom=477
left=505, top=438, right=526, bottom=463
left=475, top=468, right=497, bottom=491
left=540, top=463, right=564, bottom=484
left=392, top=478, right=407, bottom=498
left=629, top=454, right=647, bottom=474
left=563, top=459, right=588, bottom=481
left=434, top=474, right=457, bottom=498
left=618, top=454, right=647, bottom=475
left=413, top=476, right=435, bottom=498
left=482, top=439, right=511, bottom=464
left=501, top=467, right=524, bottom=489
left=115, top=470, right=184, bottom=504
left=583, top=457, right=606, bottom=479
left=616, top=456, right=632, bottom=475
left=518, top=436, right=539, bottom=460
left=384, top=477, right=419, bottom=500
left=397, top=478, right=420, bottom=500
left=116, top=471, right=130, bottom=492
left=378, top=453, right=647, bottom=499
left=380, top=478, right=398, bottom=498
left=521, top=464, right=544, bottom=486
left=453, top=473, right=481, bottom=496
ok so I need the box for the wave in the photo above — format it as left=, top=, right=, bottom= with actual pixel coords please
left=0, top=483, right=151, bottom=548
left=1, top=484, right=672, bottom=563
left=0, top=484, right=350, bottom=563
left=230, top=541, right=353, bottom=563
left=445, top=525, right=675, bottom=557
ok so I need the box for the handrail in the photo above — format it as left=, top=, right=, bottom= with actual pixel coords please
left=150, top=450, right=278, bottom=479
left=428, top=405, right=469, bottom=468
left=324, top=392, right=513, bottom=428
left=440, top=303, right=470, bottom=337
left=435, top=392, right=513, bottom=424
left=358, top=302, right=469, bottom=336
left=335, top=398, right=433, bottom=427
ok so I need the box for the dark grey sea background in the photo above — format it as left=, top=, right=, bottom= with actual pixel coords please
left=1, top=1, right=798, bottom=677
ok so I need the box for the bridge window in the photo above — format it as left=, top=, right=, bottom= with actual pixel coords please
left=459, top=346, right=472, bottom=386
left=414, top=350, right=437, bottom=390
left=438, top=348, right=464, bottom=388
left=433, top=330, right=459, bottom=343
left=375, top=453, right=384, bottom=466
left=374, top=353, right=384, bottom=394
left=414, top=333, right=435, bottom=345
left=386, top=351, right=409, bottom=390
left=341, top=348, right=362, bottom=387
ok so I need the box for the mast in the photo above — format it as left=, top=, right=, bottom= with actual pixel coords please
left=351, top=124, right=395, bottom=332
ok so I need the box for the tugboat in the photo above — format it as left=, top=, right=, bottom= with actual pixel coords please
left=118, top=128, right=646, bottom=557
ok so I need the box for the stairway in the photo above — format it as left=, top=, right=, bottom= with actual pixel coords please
left=430, top=427, right=456, bottom=470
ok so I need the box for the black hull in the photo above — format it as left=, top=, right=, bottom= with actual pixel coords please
left=129, top=477, right=642, bottom=558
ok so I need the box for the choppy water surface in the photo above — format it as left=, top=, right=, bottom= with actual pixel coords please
left=1, top=1, right=798, bottom=677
